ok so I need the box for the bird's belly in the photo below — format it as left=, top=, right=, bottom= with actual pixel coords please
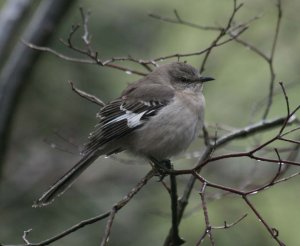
left=127, top=100, right=203, bottom=160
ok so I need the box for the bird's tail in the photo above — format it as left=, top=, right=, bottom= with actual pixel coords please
left=33, top=152, right=99, bottom=207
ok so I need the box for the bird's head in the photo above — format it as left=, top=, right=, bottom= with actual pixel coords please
left=150, top=62, right=214, bottom=91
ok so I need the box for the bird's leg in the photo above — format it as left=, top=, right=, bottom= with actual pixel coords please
left=149, top=157, right=172, bottom=180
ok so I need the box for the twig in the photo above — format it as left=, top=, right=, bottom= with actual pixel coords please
left=198, top=182, right=215, bottom=246
left=200, top=0, right=244, bottom=73
left=149, top=10, right=220, bottom=31
left=79, top=7, right=91, bottom=47
left=228, top=1, right=283, bottom=119
left=22, top=229, right=32, bottom=245
left=242, top=196, right=286, bottom=246
left=164, top=113, right=298, bottom=243
left=4, top=170, right=154, bottom=246
left=262, top=0, right=283, bottom=119
left=69, top=80, right=105, bottom=107
left=196, top=214, right=248, bottom=246
left=279, top=137, right=300, bottom=145
left=22, top=40, right=96, bottom=64
left=212, top=214, right=248, bottom=230
left=281, top=126, right=300, bottom=137
left=100, top=208, right=117, bottom=246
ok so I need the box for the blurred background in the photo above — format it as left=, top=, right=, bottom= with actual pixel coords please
left=0, top=0, right=300, bottom=245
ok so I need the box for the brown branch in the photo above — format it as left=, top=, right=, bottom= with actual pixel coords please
left=227, top=1, right=283, bottom=119
left=149, top=10, right=220, bottom=31
left=196, top=213, right=248, bottom=245
left=69, top=80, right=105, bottom=107
left=242, top=196, right=285, bottom=246
left=262, top=0, right=283, bottom=119
left=100, top=208, right=117, bottom=246
left=200, top=0, right=243, bottom=72
left=165, top=110, right=299, bottom=243
left=212, top=214, right=248, bottom=230
left=24, top=40, right=148, bottom=76
left=281, top=126, right=300, bottom=137
left=198, top=182, right=215, bottom=246
left=4, top=170, right=154, bottom=246
left=278, top=137, right=300, bottom=145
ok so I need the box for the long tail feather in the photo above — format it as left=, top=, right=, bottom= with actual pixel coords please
left=33, top=152, right=99, bottom=207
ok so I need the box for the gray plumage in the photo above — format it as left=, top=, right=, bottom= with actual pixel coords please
left=34, top=62, right=213, bottom=207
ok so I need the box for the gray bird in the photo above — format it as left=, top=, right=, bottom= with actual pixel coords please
left=34, top=62, right=214, bottom=207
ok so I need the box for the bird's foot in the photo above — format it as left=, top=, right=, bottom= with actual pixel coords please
left=150, top=158, right=172, bottom=181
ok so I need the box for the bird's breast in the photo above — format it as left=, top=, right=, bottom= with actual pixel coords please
left=126, top=92, right=205, bottom=160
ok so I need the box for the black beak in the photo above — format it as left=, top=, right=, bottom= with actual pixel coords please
left=199, top=76, right=215, bottom=83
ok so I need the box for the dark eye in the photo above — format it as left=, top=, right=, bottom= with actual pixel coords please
left=179, top=76, right=189, bottom=82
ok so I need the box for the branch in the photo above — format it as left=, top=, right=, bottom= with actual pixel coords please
left=163, top=162, right=185, bottom=246
left=4, top=170, right=154, bottom=246
left=243, top=196, right=285, bottom=246
left=165, top=112, right=298, bottom=243
left=228, top=0, right=283, bottom=119
left=69, top=81, right=105, bottom=107
left=197, top=182, right=215, bottom=246
left=149, top=10, right=220, bottom=31
left=100, top=208, right=116, bottom=246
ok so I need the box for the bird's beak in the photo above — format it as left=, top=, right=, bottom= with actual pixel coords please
left=199, top=76, right=215, bottom=83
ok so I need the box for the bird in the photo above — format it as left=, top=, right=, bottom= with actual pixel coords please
left=34, top=62, right=214, bottom=207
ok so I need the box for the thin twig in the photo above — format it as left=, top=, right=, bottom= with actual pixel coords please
left=100, top=208, right=117, bottom=246
left=196, top=214, right=247, bottom=245
left=279, top=137, right=300, bottom=145
left=4, top=170, right=154, bottom=246
left=69, top=81, right=105, bottom=107
left=262, top=0, right=282, bottom=119
left=149, top=11, right=220, bottom=31
left=198, top=182, right=215, bottom=246
left=164, top=113, right=298, bottom=243
left=243, top=196, right=286, bottom=246
left=212, top=214, right=248, bottom=230
left=79, top=7, right=92, bottom=47
left=22, top=229, right=32, bottom=245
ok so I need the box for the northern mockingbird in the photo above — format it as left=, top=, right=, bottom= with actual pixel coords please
left=34, top=62, right=214, bottom=207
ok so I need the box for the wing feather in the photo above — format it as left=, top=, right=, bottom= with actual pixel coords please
left=82, top=84, right=174, bottom=155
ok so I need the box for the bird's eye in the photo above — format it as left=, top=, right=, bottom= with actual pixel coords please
left=180, top=77, right=189, bottom=82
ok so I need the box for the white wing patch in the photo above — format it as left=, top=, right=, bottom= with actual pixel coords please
left=105, top=104, right=146, bottom=128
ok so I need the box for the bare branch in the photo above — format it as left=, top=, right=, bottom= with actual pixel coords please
left=197, top=182, right=215, bottom=246
left=69, top=81, right=105, bottom=107
left=149, top=11, right=220, bottom=31
left=22, top=229, right=32, bottom=245
left=100, top=208, right=116, bottom=246
left=228, top=1, right=283, bottom=119
left=243, top=196, right=286, bottom=246
left=212, top=214, right=248, bottom=230
left=163, top=161, right=185, bottom=246
left=22, top=40, right=96, bottom=64
left=4, top=170, right=154, bottom=246
left=79, top=7, right=92, bottom=47
left=24, top=41, right=148, bottom=76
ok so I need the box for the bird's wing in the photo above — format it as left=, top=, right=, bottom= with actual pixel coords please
left=82, top=84, right=175, bottom=155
